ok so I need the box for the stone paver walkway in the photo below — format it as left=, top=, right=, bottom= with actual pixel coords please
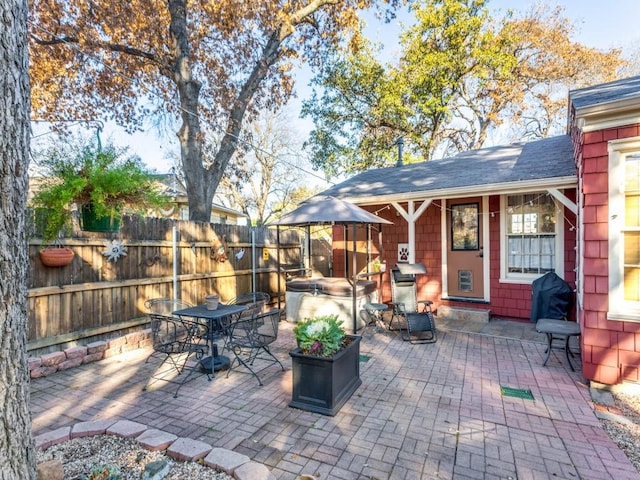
left=30, top=317, right=639, bottom=479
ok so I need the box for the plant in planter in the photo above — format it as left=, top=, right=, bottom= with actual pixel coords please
left=31, top=139, right=167, bottom=242
left=289, top=314, right=362, bottom=416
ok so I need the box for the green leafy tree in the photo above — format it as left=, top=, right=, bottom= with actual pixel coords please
left=303, top=0, right=625, bottom=177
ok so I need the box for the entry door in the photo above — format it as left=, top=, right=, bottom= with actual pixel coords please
left=446, top=198, right=484, bottom=298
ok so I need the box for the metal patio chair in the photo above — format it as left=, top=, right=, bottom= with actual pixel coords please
left=143, top=313, right=209, bottom=397
left=225, top=308, right=284, bottom=386
left=389, top=264, right=437, bottom=344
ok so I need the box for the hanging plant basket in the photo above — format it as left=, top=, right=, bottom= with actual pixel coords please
left=39, top=247, right=75, bottom=268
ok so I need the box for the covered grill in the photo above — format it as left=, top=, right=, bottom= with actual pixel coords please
left=391, top=263, right=428, bottom=312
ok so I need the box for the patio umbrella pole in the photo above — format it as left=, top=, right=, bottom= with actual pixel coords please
left=352, top=221, right=357, bottom=334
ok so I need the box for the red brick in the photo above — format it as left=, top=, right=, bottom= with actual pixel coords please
left=596, top=205, right=609, bottom=223
left=87, top=341, right=107, bottom=354
left=64, top=346, right=87, bottom=360
left=621, top=365, right=639, bottom=382
left=40, top=351, right=66, bottom=367
left=58, top=357, right=83, bottom=371
left=28, top=357, right=42, bottom=369
left=617, top=331, right=636, bottom=351
left=108, top=336, right=127, bottom=349
left=583, top=241, right=600, bottom=259
left=82, top=352, right=104, bottom=364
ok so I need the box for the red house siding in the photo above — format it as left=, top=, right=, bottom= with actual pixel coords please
left=331, top=196, right=577, bottom=322
left=579, top=123, right=640, bottom=385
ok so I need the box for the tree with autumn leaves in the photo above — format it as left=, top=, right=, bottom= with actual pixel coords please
left=302, top=0, right=626, bottom=176
left=29, top=0, right=402, bottom=221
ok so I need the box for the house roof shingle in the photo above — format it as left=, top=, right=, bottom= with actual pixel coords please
left=569, top=75, right=640, bottom=111
left=320, top=135, right=576, bottom=203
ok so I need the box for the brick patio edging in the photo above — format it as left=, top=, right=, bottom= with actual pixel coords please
left=35, top=418, right=276, bottom=480
left=28, top=329, right=153, bottom=379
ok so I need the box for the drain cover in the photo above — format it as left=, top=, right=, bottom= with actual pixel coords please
left=500, top=386, right=534, bottom=400
left=359, top=354, right=371, bottom=362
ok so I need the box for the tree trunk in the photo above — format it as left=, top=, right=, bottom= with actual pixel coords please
left=0, top=0, right=37, bottom=478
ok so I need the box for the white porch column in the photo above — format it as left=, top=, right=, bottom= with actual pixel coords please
left=391, top=199, right=432, bottom=263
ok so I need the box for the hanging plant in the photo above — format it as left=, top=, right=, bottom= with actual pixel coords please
left=30, top=138, right=170, bottom=242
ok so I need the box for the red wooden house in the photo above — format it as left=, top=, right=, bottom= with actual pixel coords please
left=321, top=75, right=640, bottom=386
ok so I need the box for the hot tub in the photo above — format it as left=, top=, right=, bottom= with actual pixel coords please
left=285, top=277, right=378, bottom=330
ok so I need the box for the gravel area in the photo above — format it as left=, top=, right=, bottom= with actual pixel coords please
left=36, top=435, right=233, bottom=480
left=598, top=386, right=640, bottom=473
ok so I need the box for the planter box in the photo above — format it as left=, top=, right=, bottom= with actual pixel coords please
left=289, top=334, right=362, bottom=416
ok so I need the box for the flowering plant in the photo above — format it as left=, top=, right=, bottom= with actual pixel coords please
left=293, top=314, right=346, bottom=357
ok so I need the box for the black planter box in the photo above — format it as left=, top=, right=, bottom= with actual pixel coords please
left=289, top=334, right=362, bottom=416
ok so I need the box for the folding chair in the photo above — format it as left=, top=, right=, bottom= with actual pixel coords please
left=390, top=301, right=437, bottom=344
left=389, top=264, right=437, bottom=343
left=226, top=309, right=285, bottom=385
left=143, top=313, right=209, bottom=397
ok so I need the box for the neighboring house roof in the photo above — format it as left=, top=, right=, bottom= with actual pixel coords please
left=569, top=75, right=640, bottom=132
left=152, top=173, right=248, bottom=219
left=320, top=135, right=576, bottom=205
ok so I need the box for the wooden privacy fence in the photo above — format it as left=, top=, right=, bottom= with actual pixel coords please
left=28, top=216, right=331, bottom=356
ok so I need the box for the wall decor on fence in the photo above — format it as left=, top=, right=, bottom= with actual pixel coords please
left=102, top=240, right=127, bottom=262
left=211, top=234, right=228, bottom=262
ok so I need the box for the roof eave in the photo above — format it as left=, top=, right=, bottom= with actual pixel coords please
left=574, top=97, right=640, bottom=132
left=340, top=176, right=577, bottom=206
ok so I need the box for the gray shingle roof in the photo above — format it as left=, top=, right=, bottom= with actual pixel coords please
left=320, top=135, right=576, bottom=201
left=570, top=75, right=640, bottom=110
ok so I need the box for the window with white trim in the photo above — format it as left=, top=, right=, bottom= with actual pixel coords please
left=500, top=193, right=562, bottom=282
left=608, top=138, right=640, bottom=321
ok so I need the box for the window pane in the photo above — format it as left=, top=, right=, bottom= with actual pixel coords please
left=506, top=193, right=556, bottom=275
left=625, top=232, right=640, bottom=266
left=624, top=267, right=640, bottom=302
left=625, top=193, right=640, bottom=227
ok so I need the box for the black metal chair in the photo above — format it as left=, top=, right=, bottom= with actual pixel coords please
left=144, top=297, right=193, bottom=316
left=226, top=292, right=270, bottom=311
left=143, top=313, right=209, bottom=397
left=225, top=309, right=284, bottom=386
left=389, top=265, right=437, bottom=343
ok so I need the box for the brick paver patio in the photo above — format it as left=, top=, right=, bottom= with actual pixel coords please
left=30, top=317, right=640, bottom=479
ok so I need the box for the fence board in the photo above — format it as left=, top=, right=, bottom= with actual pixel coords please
left=27, top=216, right=329, bottom=356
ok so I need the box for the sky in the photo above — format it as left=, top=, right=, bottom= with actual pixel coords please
left=47, top=0, right=640, bottom=175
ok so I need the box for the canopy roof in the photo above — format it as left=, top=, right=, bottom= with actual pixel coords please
left=270, top=196, right=393, bottom=227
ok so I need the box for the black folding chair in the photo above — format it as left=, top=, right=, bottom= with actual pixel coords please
left=390, top=301, right=437, bottom=344
left=226, top=309, right=284, bottom=386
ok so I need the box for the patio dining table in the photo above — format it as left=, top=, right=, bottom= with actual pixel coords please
left=173, top=303, right=247, bottom=374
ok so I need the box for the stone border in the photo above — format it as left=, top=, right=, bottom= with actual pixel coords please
left=35, top=418, right=275, bottom=480
left=28, top=329, right=153, bottom=378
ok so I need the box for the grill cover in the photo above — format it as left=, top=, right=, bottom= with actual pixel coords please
left=530, top=272, right=573, bottom=322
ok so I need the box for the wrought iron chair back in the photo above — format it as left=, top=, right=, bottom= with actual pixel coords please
left=225, top=308, right=284, bottom=385
left=143, top=313, right=209, bottom=397
left=144, top=298, right=193, bottom=316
